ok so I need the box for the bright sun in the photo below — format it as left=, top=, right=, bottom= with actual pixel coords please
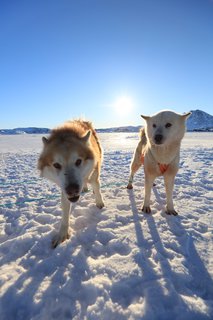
left=113, top=96, right=134, bottom=116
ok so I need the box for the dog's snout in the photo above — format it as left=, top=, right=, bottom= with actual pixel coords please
left=65, top=183, right=80, bottom=196
left=65, top=183, right=80, bottom=203
left=154, top=134, right=163, bottom=144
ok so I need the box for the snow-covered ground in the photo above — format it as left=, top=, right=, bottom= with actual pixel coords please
left=0, top=132, right=212, bottom=320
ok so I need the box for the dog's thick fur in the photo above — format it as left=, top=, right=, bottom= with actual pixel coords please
left=127, top=110, right=191, bottom=215
left=38, top=120, right=104, bottom=247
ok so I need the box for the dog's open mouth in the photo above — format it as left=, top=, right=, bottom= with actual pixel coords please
left=154, top=141, right=163, bottom=146
left=68, top=195, right=80, bottom=202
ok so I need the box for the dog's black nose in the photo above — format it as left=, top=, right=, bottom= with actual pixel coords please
left=155, top=134, right=163, bottom=144
left=65, top=183, right=80, bottom=197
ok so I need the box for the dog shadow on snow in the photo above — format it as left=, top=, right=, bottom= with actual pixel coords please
left=152, top=186, right=213, bottom=299
left=110, top=187, right=213, bottom=315
left=0, top=205, right=111, bottom=320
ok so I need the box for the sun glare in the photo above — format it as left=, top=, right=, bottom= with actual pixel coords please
left=113, top=96, right=134, bottom=116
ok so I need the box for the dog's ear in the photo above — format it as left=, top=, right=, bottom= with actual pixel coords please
left=141, top=115, right=150, bottom=121
left=182, top=112, right=192, bottom=120
left=82, top=130, right=91, bottom=143
left=42, top=137, right=49, bottom=145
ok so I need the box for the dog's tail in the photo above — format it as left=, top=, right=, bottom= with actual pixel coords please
left=139, top=127, right=147, bottom=147
left=139, top=127, right=145, bottom=138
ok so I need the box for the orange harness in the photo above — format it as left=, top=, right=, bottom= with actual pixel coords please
left=140, top=154, right=169, bottom=174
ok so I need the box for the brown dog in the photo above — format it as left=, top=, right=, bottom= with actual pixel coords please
left=38, top=120, right=104, bottom=247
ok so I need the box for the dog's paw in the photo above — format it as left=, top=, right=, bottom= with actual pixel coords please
left=96, top=201, right=105, bottom=209
left=51, top=231, right=70, bottom=248
left=142, top=205, right=151, bottom=213
left=165, top=209, right=178, bottom=216
left=127, top=183, right=133, bottom=189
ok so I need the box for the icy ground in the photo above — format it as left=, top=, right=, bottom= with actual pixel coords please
left=0, top=132, right=212, bottom=320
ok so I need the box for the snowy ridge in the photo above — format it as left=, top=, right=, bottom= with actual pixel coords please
left=186, top=110, right=213, bottom=131
left=0, top=133, right=212, bottom=319
left=0, top=127, right=50, bottom=135
left=1, top=110, right=212, bottom=134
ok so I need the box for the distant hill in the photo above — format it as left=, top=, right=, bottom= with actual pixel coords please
left=96, top=125, right=141, bottom=133
left=0, top=127, right=50, bottom=135
left=0, top=110, right=212, bottom=135
left=186, top=109, right=213, bottom=131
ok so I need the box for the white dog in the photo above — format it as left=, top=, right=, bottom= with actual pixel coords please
left=38, top=120, right=104, bottom=247
left=127, top=110, right=191, bottom=215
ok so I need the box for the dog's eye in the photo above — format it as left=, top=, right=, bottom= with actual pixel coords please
left=153, top=124, right=156, bottom=128
left=53, top=162, right=62, bottom=170
left=75, top=159, right=82, bottom=167
left=165, top=123, right=172, bottom=128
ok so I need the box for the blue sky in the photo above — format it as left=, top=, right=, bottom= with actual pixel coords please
left=0, top=0, right=213, bottom=129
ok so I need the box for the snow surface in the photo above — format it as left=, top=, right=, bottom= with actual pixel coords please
left=0, top=132, right=212, bottom=320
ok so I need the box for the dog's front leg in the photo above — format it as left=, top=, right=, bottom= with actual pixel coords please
left=164, top=174, right=178, bottom=216
left=142, top=174, right=155, bottom=213
left=92, top=180, right=105, bottom=208
left=89, top=169, right=104, bottom=209
left=52, top=192, right=71, bottom=248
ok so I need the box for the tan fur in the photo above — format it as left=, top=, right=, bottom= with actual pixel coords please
left=38, top=119, right=104, bottom=248
left=127, top=110, right=191, bottom=215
